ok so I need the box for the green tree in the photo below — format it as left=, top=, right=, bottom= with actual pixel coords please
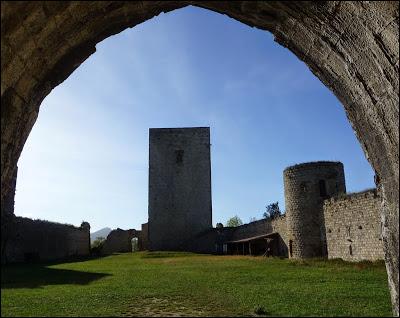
left=226, top=215, right=243, bottom=227
left=91, top=236, right=106, bottom=255
left=91, top=236, right=105, bottom=248
left=263, top=202, right=282, bottom=220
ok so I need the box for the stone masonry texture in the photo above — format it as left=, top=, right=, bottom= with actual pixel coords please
left=195, top=167, right=382, bottom=263
left=1, top=2, right=398, bottom=314
left=324, top=189, right=384, bottom=261
left=284, top=161, right=346, bottom=259
left=228, top=215, right=289, bottom=256
left=0, top=165, right=17, bottom=217
left=148, top=128, right=212, bottom=251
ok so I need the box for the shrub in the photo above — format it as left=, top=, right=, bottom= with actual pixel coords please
left=91, top=236, right=105, bottom=256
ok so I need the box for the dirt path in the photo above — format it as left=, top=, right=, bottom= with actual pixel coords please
left=120, top=296, right=208, bottom=317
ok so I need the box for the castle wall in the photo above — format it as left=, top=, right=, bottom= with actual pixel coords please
left=229, top=216, right=288, bottom=242
left=148, top=128, right=212, bottom=251
left=139, top=223, right=149, bottom=251
left=269, top=216, right=289, bottom=257
left=229, top=219, right=271, bottom=241
left=284, top=161, right=346, bottom=259
left=1, top=165, right=90, bottom=263
left=3, top=217, right=90, bottom=263
left=189, top=216, right=289, bottom=256
left=100, top=228, right=136, bottom=255
left=323, top=189, right=384, bottom=261
left=227, top=216, right=289, bottom=256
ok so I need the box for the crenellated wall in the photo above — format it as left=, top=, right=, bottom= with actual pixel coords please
left=324, top=189, right=384, bottom=261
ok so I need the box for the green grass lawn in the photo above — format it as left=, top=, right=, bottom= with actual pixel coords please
left=1, top=252, right=392, bottom=317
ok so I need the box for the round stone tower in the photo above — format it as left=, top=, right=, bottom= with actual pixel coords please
left=284, top=161, right=346, bottom=259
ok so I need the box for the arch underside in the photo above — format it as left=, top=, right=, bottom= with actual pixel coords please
left=1, top=1, right=398, bottom=315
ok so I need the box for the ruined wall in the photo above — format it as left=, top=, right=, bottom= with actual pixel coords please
left=284, top=161, right=346, bottom=259
left=3, top=218, right=90, bottom=263
left=148, top=127, right=212, bottom=251
left=324, top=189, right=384, bottom=261
left=101, top=228, right=135, bottom=255
left=0, top=165, right=90, bottom=263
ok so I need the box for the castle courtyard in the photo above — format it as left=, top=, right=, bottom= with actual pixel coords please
left=2, top=2, right=398, bottom=316
left=1, top=252, right=392, bottom=317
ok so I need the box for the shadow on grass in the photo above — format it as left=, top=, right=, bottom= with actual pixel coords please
left=22, top=254, right=111, bottom=266
left=1, top=256, right=111, bottom=289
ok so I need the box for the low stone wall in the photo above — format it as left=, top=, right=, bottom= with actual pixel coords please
left=323, top=189, right=384, bottom=261
left=3, top=217, right=90, bottom=263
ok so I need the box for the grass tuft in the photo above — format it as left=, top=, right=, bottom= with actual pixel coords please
left=254, top=305, right=268, bottom=316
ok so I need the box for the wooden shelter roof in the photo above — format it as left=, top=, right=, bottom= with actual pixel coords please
left=227, top=232, right=279, bottom=243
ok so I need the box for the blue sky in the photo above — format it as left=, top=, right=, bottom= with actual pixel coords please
left=15, top=6, right=375, bottom=232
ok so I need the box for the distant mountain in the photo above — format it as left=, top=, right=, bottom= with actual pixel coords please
left=90, top=227, right=112, bottom=242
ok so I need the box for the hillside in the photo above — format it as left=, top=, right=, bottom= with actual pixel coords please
left=90, top=227, right=112, bottom=242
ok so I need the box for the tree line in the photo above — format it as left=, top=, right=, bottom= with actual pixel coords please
left=225, top=201, right=283, bottom=227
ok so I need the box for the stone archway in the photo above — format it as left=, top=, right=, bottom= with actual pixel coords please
left=1, top=1, right=398, bottom=314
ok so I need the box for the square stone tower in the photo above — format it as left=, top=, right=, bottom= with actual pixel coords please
left=148, top=127, right=212, bottom=251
